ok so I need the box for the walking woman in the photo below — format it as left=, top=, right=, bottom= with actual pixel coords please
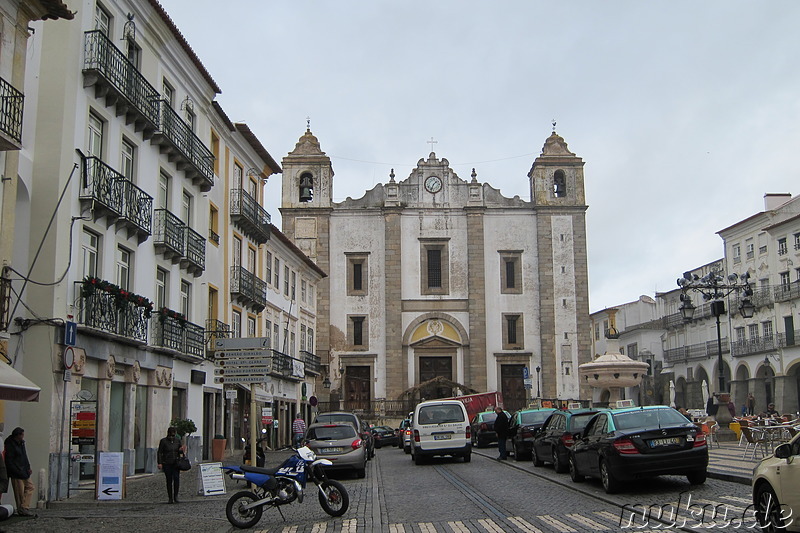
left=157, top=427, right=185, bottom=504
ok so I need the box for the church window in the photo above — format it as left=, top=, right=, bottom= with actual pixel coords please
left=349, top=315, right=368, bottom=349
left=500, top=251, right=523, bottom=294
left=503, top=314, right=524, bottom=350
left=553, top=170, right=567, bottom=197
left=299, top=172, right=314, bottom=202
left=420, top=240, right=449, bottom=295
left=346, top=254, right=369, bottom=296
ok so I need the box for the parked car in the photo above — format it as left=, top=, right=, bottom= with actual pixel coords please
left=531, top=408, right=606, bottom=471
left=411, top=399, right=471, bottom=464
left=305, top=422, right=367, bottom=478
left=371, top=425, right=399, bottom=448
left=313, top=411, right=375, bottom=459
left=568, top=406, right=708, bottom=494
left=507, top=408, right=556, bottom=459
left=470, top=410, right=511, bottom=448
left=397, top=418, right=412, bottom=451
left=752, top=431, right=800, bottom=532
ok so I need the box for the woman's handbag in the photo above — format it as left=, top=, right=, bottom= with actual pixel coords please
left=176, top=455, right=191, bottom=471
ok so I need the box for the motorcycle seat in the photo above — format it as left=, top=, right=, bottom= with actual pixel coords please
left=241, top=464, right=281, bottom=476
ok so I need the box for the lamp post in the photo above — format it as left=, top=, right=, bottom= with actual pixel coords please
left=677, top=269, right=756, bottom=394
left=535, top=366, right=541, bottom=398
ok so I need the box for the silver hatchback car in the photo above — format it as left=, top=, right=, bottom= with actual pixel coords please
left=305, top=422, right=367, bottom=478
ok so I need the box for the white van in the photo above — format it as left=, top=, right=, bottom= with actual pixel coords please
left=411, top=399, right=471, bottom=464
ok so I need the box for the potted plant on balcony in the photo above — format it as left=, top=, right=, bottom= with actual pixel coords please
left=81, top=276, right=154, bottom=318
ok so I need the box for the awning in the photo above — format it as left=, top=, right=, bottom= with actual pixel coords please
left=0, top=360, right=40, bottom=402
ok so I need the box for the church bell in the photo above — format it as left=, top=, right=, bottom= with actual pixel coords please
left=299, top=174, right=313, bottom=202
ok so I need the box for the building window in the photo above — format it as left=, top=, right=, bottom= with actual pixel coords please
left=291, top=271, right=296, bottom=300
left=125, top=40, right=140, bottom=69
left=208, top=287, right=218, bottom=321
left=780, top=271, right=791, bottom=290
left=794, top=233, right=800, bottom=251
left=759, top=245, right=767, bottom=255
left=247, top=175, right=257, bottom=199
left=116, top=246, right=131, bottom=290
left=502, top=314, right=523, bottom=349
left=232, top=310, right=241, bottom=337
left=209, top=204, right=219, bottom=245
left=594, top=322, right=600, bottom=341
left=180, top=280, right=191, bottom=318
left=290, top=332, right=296, bottom=355
left=233, top=163, right=243, bottom=190
left=156, top=268, right=168, bottom=310
left=232, top=236, right=242, bottom=268
left=274, top=257, right=280, bottom=287
left=182, top=191, right=193, bottom=226
left=420, top=240, right=449, bottom=295
left=87, top=112, right=104, bottom=158
left=349, top=316, right=367, bottom=349
left=284, top=266, right=290, bottom=296
left=265, top=320, right=272, bottom=348
left=301, top=279, right=307, bottom=303
left=308, top=328, right=314, bottom=353
left=762, top=321, right=773, bottom=341
left=94, top=3, right=111, bottom=36
left=746, top=242, right=754, bottom=259
left=211, top=131, right=220, bottom=176
left=120, top=138, right=136, bottom=180
left=347, top=254, right=368, bottom=296
left=500, top=252, right=522, bottom=294
left=778, top=238, right=788, bottom=256
left=553, top=169, right=566, bottom=197
left=266, top=252, right=273, bottom=285
left=626, top=343, right=638, bottom=359
left=732, top=244, right=741, bottom=263
left=82, top=230, right=100, bottom=278
left=300, top=325, right=307, bottom=352
left=735, top=326, right=745, bottom=342
left=748, top=323, right=759, bottom=340
left=247, top=247, right=256, bottom=273
left=247, top=316, right=256, bottom=338
left=162, top=80, right=174, bottom=107
left=186, top=108, right=195, bottom=133
left=273, top=322, right=280, bottom=350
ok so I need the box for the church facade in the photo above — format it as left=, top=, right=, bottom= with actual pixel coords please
left=279, top=130, right=591, bottom=411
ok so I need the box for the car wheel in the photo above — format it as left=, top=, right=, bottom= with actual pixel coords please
left=414, top=452, right=424, bottom=465
left=687, top=469, right=706, bottom=485
left=404, top=444, right=411, bottom=454
left=568, top=455, right=584, bottom=482
left=755, top=483, right=786, bottom=533
left=600, top=459, right=620, bottom=494
left=531, top=445, right=544, bottom=467
left=552, top=447, right=567, bottom=473
left=463, top=451, right=471, bottom=463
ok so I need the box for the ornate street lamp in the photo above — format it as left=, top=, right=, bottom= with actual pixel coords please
left=535, top=366, right=541, bottom=398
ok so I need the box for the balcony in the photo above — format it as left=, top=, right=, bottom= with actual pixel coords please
left=664, top=338, right=729, bottom=363
left=153, top=209, right=185, bottom=263
left=230, top=188, right=271, bottom=244
left=230, top=266, right=267, bottom=313
left=151, top=310, right=205, bottom=362
left=151, top=100, right=214, bottom=192
left=209, top=229, right=220, bottom=246
left=82, top=31, right=159, bottom=138
left=731, top=335, right=777, bottom=357
left=731, top=286, right=774, bottom=315
left=80, top=157, right=152, bottom=242
left=78, top=281, right=150, bottom=344
left=0, top=76, right=23, bottom=150
left=300, top=350, right=321, bottom=375
left=181, top=226, right=205, bottom=276
left=205, top=319, right=231, bottom=354
left=774, top=282, right=800, bottom=303
left=270, top=349, right=304, bottom=381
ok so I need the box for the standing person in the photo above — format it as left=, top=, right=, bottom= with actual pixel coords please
left=493, top=406, right=510, bottom=461
left=157, top=427, right=185, bottom=504
left=292, top=412, right=307, bottom=447
left=3, top=427, right=34, bottom=516
left=747, top=393, right=755, bottom=416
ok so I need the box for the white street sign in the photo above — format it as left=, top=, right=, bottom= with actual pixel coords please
left=214, top=367, right=270, bottom=376
left=214, top=338, right=270, bottom=350
left=214, top=376, right=273, bottom=384
left=218, top=357, right=272, bottom=366
left=216, top=349, right=272, bottom=358
left=225, top=390, right=237, bottom=400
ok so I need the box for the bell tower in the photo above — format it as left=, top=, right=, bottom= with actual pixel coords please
left=528, top=129, right=592, bottom=401
left=281, top=127, right=334, bottom=209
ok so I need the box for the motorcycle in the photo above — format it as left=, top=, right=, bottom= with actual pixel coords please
left=222, top=445, right=349, bottom=529
left=242, top=434, right=268, bottom=467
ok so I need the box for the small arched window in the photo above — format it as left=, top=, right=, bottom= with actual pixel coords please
left=553, top=170, right=566, bottom=198
left=299, top=172, right=314, bottom=202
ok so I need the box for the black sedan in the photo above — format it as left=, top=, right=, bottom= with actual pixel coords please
left=568, top=406, right=708, bottom=494
left=470, top=410, right=510, bottom=448
left=531, top=408, right=606, bottom=472
left=370, top=425, right=399, bottom=448
left=508, top=408, right=556, bottom=459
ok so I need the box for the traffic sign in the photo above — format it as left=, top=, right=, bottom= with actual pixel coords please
left=216, top=349, right=272, bottom=358
left=218, top=357, right=272, bottom=366
left=214, top=367, right=270, bottom=376
left=64, top=321, right=77, bottom=346
left=523, top=378, right=533, bottom=390
left=522, top=366, right=530, bottom=379
left=214, top=375, right=272, bottom=384
left=214, top=337, right=270, bottom=350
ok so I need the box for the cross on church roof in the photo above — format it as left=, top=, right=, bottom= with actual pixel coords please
left=427, top=137, right=438, bottom=152
left=306, top=116, right=311, bottom=131
left=552, top=119, right=557, bottom=133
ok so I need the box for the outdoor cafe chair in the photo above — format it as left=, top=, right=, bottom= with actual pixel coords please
left=740, top=426, right=769, bottom=460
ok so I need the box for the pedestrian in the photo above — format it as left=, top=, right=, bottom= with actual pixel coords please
left=741, top=404, right=747, bottom=417
left=747, top=393, right=755, bottom=416
left=493, top=406, right=510, bottom=460
left=157, top=427, right=185, bottom=504
left=292, top=412, right=307, bottom=447
left=3, top=427, right=35, bottom=517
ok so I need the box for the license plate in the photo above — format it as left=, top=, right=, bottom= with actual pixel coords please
left=649, top=437, right=680, bottom=448
left=319, top=447, right=343, bottom=454
left=434, top=434, right=451, bottom=440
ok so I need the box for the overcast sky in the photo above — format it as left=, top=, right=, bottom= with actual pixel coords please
left=162, top=1, right=800, bottom=312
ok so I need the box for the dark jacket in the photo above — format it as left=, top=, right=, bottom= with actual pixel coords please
left=0, top=446, right=8, bottom=493
left=4, top=435, right=31, bottom=480
left=494, top=411, right=510, bottom=438
left=157, top=436, right=182, bottom=465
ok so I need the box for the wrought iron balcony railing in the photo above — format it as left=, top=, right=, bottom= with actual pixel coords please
left=731, top=335, right=777, bottom=357
left=80, top=156, right=124, bottom=219
left=773, top=282, right=800, bottom=303
left=78, top=284, right=149, bottom=343
left=205, top=319, right=231, bottom=352
left=230, top=188, right=271, bottom=244
left=151, top=312, right=205, bottom=362
left=0, top=75, right=24, bottom=150
left=664, top=338, right=729, bottom=363
left=300, top=350, right=321, bottom=375
left=209, top=229, right=220, bottom=245
left=230, top=265, right=267, bottom=312
left=270, top=349, right=304, bottom=381
left=181, top=226, right=206, bottom=275
left=118, top=179, right=152, bottom=242
left=153, top=209, right=185, bottom=261
left=152, top=100, right=214, bottom=191
left=82, top=30, right=160, bottom=137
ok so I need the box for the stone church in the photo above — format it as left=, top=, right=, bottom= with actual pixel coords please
left=279, top=129, right=591, bottom=411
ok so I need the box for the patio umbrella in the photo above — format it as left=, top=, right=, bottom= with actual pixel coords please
left=669, top=380, right=676, bottom=408
left=701, top=380, right=710, bottom=408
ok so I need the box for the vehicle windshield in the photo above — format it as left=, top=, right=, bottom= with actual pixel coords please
left=612, top=408, right=690, bottom=430
left=480, top=412, right=498, bottom=423
left=308, top=425, right=356, bottom=440
left=315, top=414, right=356, bottom=426
left=520, top=411, right=552, bottom=424
left=418, top=405, right=465, bottom=424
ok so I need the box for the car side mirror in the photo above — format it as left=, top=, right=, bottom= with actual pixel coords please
left=774, top=443, right=791, bottom=460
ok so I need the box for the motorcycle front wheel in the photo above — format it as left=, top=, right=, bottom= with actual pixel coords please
left=318, top=480, right=349, bottom=517
left=226, top=490, right=263, bottom=529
